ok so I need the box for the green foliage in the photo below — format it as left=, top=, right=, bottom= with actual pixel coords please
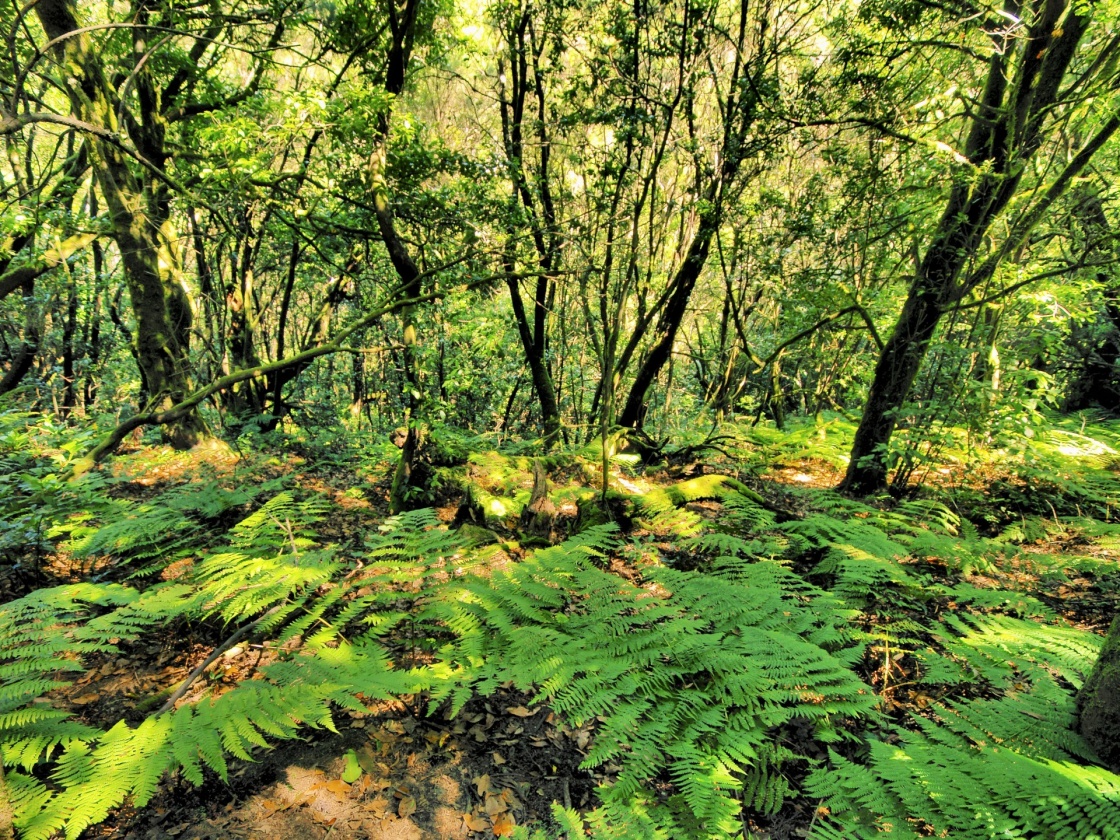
left=433, top=511, right=879, bottom=837
left=5, top=414, right=1120, bottom=839
left=0, top=494, right=460, bottom=839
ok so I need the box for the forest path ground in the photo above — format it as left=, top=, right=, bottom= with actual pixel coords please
left=19, top=434, right=1117, bottom=840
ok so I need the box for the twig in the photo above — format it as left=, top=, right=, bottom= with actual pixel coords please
left=806, top=797, right=825, bottom=837
left=157, top=608, right=279, bottom=715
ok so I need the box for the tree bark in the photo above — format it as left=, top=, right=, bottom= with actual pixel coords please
left=496, top=12, right=563, bottom=445
left=1077, top=616, right=1120, bottom=773
left=840, top=290, right=944, bottom=494
left=1064, top=190, right=1120, bottom=412
left=0, top=278, right=40, bottom=396
left=617, top=212, right=718, bottom=429
left=35, top=0, right=209, bottom=448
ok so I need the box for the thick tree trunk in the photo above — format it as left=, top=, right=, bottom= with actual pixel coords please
left=0, top=279, right=41, bottom=396
left=1077, top=616, right=1120, bottom=773
left=1065, top=191, right=1120, bottom=412
left=35, top=0, right=209, bottom=448
left=841, top=1, right=1095, bottom=494
left=840, top=290, right=943, bottom=494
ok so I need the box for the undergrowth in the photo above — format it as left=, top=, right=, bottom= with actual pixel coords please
left=1, top=411, right=1119, bottom=838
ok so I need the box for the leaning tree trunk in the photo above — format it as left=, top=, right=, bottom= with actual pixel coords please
left=618, top=213, right=718, bottom=430
left=841, top=290, right=943, bottom=495
left=841, top=0, right=1099, bottom=494
left=0, top=278, right=41, bottom=396
left=35, top=0, right=209, bottom=448
left=1077, top=616, right=1120, bottom=773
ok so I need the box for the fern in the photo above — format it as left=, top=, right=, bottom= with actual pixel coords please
left=807, top=613, right=1120, bottom=840
left=1, top=495, right=464, bottom=840
left=55, top=479, right=272, bottom=578
left=808, top=729, right=1120, bottom=840
left=433, top=524, right=878, bottom=836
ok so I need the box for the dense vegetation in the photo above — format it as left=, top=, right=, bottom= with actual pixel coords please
left=3, top=0, right=1120, bottom=837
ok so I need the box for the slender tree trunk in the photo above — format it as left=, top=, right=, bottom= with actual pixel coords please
left=84, top=204, right=104, bottom=409
left=496, top=12, right=563, bottom=445
left=506, top=271, right=562, bottom=443
left=618, top=213, right=718, bottom=428
left=61, top=267, right=79, bottom=416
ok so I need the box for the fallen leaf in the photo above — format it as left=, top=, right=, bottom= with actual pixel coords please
left=474, top=774, right=492, bottom=797
left=321, top=779, right=351, bottom=796
left=71, top=693, right=99, bottom=705
left=370, top=796, right=391, bottom=818
left=398, top=795, right=417, bottom=818
left=464, top=813, right=490, bottom=831
left=506, top=705, right=535, bottom=717
left=484, top=793, right=509, bottom=816
left=492, top=812, right=516, bottom=836
left=492, top=751, right=506, bottom=765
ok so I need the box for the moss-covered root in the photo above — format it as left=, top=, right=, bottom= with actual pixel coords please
left=1077, top=615, right=1120, bottom=772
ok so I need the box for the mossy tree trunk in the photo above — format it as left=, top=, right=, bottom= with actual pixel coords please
left=841, top=2, right=1118, bottom=494
left=35, top=0, right=209, bottom=448
left=1077, top=616, right=1120, bottom=773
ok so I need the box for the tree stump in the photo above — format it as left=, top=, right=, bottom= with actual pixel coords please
left=1077, top=615, right=1120, bottom=772
left=520, top=459, right=557, bottom=542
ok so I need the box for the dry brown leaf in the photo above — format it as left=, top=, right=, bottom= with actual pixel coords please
left=464, top=813, right=490, bottom=832
left=506, top=705, right=534, bottom=717
left=320, top=779, right=351, bottom=795
left=483, top=793, right=509, bottom=816
left=370, top=796, right=391, bottom=818
left=492, top=812, right=517, bottom=836
left=492, top=751, right=507, bottom=765
left=71, top=693, right=99, bottom=705
left=398, top=795, right=417, bottom=818
left=474, top=774, right=492, bottom=796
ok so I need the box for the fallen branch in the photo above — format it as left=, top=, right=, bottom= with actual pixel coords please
left=156, top=611, right=277, bottom=715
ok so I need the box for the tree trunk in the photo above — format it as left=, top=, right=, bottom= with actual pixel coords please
left=1065, top=190, right=1120, bottom=412
left=841, top=1, right=1097, bottom=493
left=841, top=290, right=942, bottom=494
left=0, top=278, right=41, bottom=396
left=35, top=0, right=209, bottom=448
left=1077, top=616, right=1120, bottom=773
left=61, top=268, right=79, bottom=416
left=618, top=213, right=718, bottom=429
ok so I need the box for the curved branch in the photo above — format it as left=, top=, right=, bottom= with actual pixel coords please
left=755, top=305, right=863, bottom=372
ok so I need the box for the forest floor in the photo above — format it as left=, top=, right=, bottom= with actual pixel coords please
left=4, top=416, right=1120, bottom=840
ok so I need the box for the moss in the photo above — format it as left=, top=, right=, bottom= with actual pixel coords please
left=1076, top=615, right=1120, bottom=772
